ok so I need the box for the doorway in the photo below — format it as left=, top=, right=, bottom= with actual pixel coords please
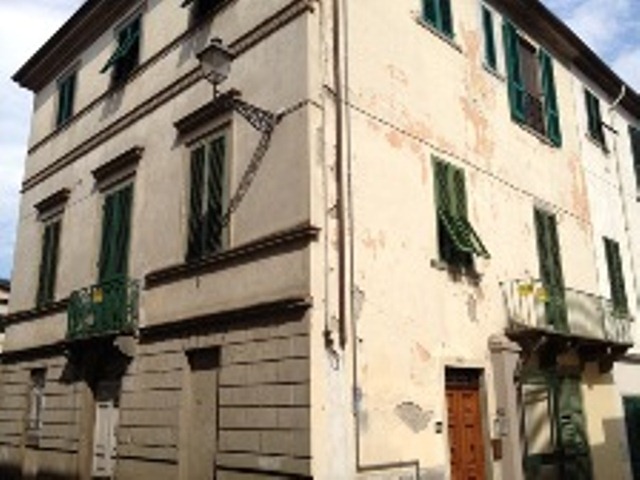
left=446, top=368, right=487, bottom=480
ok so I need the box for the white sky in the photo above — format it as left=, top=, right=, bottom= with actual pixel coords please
left=0, top=0, right=638, bottom=279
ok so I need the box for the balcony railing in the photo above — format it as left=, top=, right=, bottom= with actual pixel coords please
left=67, top=276, right=139, bottom=341
left=501, top=279, right=632, bottom=345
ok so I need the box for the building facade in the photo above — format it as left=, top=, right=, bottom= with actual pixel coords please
left=2, top=0, right=640, bottom=479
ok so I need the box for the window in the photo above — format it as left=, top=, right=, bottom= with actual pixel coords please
left=56, top=72, right=76, bottom=127
left=36, top=219, right=61, bottom=307
left=481, top=4, right=497, bottom=71
left=433, top=158, right=489, bottom=269
left=101, top=16, right=141, bottom=85
left=604, top=237, right=628, bottom=315
left=533, top=208, right=566, bottom=330
left=187, top=134, right=227, bottom=261
left=27, top=368, right=46, bottom=443
left=630, top=125, right=640, bottom=192
left=422, top=0, right=454, bottom=38
left=585, top=90, right=606, bottom=147
left=99, top=184, right=134, bottom=282
left=503, top=20, right=561, bottom=146
left=181, top=0, right=224, bottom=23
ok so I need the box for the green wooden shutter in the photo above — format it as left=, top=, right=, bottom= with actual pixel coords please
left=503, top=20, right=526, bottom=123
left=534, top=209, right=567, bottom=331
left=99, top=186, right=133, bottom=282
left=482, top=6, right=497, bottom=70
left=36, top=221, right=60, bottom=306
left=204, top=136, right=226, bottom=254
left=557, top=377, right=592, bottom=478
left=434, top=159, right=450, bottom=215
left=439, top=0, right=453, bottom=38
left=56, top=74, right=75, bottom=127
left=113, top=185, right=133, bottom=277
left=187, top=147, right=206, bottom=260
left=423, top=0, right=437, bottom=26
left=604, top=238, right=628, bottom=315
left=539, top=50, right=562, bottom=146
left=629, top=125, right=640, bottom=191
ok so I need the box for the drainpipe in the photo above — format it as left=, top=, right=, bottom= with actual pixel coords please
left=331, top=0, right=422, bottom=477
left=608, top=85, right=639, bottom=338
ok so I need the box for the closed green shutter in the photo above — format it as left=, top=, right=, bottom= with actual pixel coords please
left=204, top=136, right=226, bottom=254
left=534, top=209, right=567, bottom=331
left=629, top=125, right=640, bottom=191
left=422, top=0, right=453, bottom=37
left=56, top=73, right=75, bottom=127
left=36, top=221, right=61, bottom=306
left=99, top=185, right=133, bottom=282
left=482, top=6, right=497, bottom=70
left=503, top=20, right=525, bottom=123
left=604, top=238, right=628, bottom=315
left=539, top=50, right=562, bottom=146
left=187, top=147, right=206, bottom=261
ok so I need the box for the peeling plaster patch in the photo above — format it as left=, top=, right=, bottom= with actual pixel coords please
left=386, top=64, right=409, bottom=87
left=460, top=97, right=494, bottom=159
left=386, top=129, right=405, bottom=149
left=415, top=342, right=431, bottom=362
left=362, top=230, right=387, bottom=259
left=394, top=402, right=433, bottom=433
left=568, top=154, right=591, bottom=222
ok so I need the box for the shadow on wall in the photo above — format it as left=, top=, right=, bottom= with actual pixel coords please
left=0, top=464, right=80, bottom=480
left=590, top=416, right=632, bottom=480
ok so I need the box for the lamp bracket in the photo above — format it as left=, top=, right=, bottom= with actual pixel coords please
left=228, top=97, right=280, bottom=133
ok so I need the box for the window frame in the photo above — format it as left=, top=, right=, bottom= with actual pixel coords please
left=480, top=3, right=498, bottom=72
left=186, top=130, right=230, bottom=262
left=422, top=0, right=454, bottom=39
left=56, top=70, right=76, bottom=128
left=101, top=14, right=142, bottom=86
left=98, top=181, right=135, bottom=283
left=603, top=237, right=628, bottom=316
left=503, top=19, right=561, bottom=147
left=629, top=125, right=640, bottom=194
left=36, top=217, right=62, bottom=308
left=585, top=89, right=606, bottom=148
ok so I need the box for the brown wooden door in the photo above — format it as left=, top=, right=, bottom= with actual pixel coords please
left=446, top=370, right=486, bottom=480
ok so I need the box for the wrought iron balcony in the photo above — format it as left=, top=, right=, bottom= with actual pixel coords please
left=501, top=279, right=633, bottom=346
left=67, top=276, right=139, bottom=341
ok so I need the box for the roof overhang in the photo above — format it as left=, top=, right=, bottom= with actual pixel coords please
left=12, top=0, right=132, bottom=92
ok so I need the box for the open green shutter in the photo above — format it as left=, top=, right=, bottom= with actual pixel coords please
left=539, top=50, right=562, bottom=146
left=434, top=159, right=450, bottom=215
left=204, top=137, right=226, bottom=254
left=604, top=238, right=628, bottom=314
left=482, top=6, right=497, bottom=70
left=187, top=147, right=206, bottom=260
left=100, top=18, right=141, bottom=74
left=450, top=166, right=467, bottom=218
left=47, top=222, right=61, bottom=302
left=585, top=90, right=605, bottom=145
left=503, top=20, right=525, bottom=123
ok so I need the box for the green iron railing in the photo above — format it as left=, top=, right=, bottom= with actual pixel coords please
left=501, top=278, right=633, bottom=345
left=67, top=276, right=139, bottom=340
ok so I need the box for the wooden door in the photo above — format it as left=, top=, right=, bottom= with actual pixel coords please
left=446, top=369, right=486, bottom=480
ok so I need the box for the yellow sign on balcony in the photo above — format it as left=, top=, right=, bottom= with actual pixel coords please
left=93, top=288, right=103, bottom=304
left=518, top=283, right=534, bottom=296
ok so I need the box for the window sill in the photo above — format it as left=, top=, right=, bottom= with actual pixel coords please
left=483, top=63, right=504, bottom=82
left=431, top=258, right=482, bottom=285
left=585, top=133, right=609, bottom=154
left=513, top=120, right=557, bottom=149
left=414, top=15, right=462, bottom=53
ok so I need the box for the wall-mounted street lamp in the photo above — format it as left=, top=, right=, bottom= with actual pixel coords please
left=197, top=38, right=281, bottom=133
left=195, top=38, right=283, bottom=227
